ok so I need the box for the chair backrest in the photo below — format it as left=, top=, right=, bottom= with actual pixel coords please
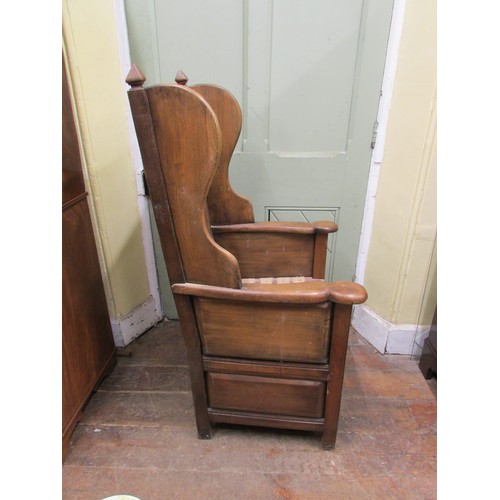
left=126, top=66, right=241, bottom=289
left=190, top=84, right=254, bottom=225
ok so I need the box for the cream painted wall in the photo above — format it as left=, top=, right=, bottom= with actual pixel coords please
left=363, top=0, right=436, bottom=327
left=63, top=0, right=155, bottom=339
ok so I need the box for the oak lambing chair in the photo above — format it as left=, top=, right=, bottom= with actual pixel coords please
left=126, top=65, right=367, bottom=449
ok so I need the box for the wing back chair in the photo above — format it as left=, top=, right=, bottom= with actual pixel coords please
left=126, top=65, right=367, bottom=449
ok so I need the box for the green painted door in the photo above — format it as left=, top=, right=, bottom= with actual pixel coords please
left=125, top=0, right=394, bottom=315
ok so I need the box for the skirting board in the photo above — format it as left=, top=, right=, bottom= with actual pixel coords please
left=352, top=304, right=430, bottom=355
left=111, top=295, right=163, bottom=347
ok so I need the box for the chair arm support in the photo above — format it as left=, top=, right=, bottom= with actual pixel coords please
left=212, top=220, right=338, bottom=235
left=172, top=280, right=367, bottom=305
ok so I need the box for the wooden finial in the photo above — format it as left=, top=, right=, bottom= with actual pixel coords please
left=126, top=64, right=146, bottom=89
left=175, top=69, right=188, bottom=85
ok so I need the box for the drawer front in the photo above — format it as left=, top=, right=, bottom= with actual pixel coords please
left=195, top=299, right=332, bottom=363
left=207, top=372, right=326, bottom=418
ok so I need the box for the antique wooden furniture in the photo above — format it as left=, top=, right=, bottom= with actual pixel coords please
left=62, top=55, right=116, bottom=459
left=126, top=65, right=367, bottom=449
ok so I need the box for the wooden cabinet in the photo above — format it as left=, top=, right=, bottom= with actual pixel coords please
left=62, top=55, right=116, bottom=459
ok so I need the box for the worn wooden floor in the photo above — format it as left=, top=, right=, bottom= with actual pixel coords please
left=63, top=320, right=437, bottom=499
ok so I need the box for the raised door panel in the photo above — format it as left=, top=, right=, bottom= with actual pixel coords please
left=153, top=0, right=244, bottom=113
left=267, top=0, right=363, bottom=153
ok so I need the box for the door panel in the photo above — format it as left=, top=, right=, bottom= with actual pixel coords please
left=125, top=0, right=394, bottom=287
left=154, top=0, right=244, bottom=107
left=268, top=0, right=362, bottom=153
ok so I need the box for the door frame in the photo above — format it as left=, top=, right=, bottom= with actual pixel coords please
left=112, top=0, right=163, bottom=316
left=355, top=0, right=407, bottom=284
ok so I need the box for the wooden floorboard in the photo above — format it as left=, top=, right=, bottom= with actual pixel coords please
left=63, top=319, right=437, bottom=499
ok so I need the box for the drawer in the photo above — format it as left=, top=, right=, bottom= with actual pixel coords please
left=206, top=372, right=326, bottom=418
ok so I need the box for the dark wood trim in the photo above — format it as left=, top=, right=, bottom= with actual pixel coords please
left=312, top=233, right=329, bottom=279
left=173, top=280, right=367, bottom=305
left=203, top=357, right=329, bottom=381
left=174, top=295, right=212, bottom=439
left=126, top=86, right=186, bottom=285
left=62, top=191, right=88, bottom=212
left=208, top=409, right=325, bottom=432
left=62, top=349, right=116, bottom=458
left=322, top=303, right=352, bottom=449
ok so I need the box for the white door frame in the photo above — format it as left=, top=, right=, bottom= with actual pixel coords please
left=355, top=0, right=407, bottom=284
left=112, top=0, right=163, bottom=327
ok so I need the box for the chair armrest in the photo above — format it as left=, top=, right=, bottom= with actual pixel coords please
left=172, top=280, right=367, bottom=305
left=212, top=220, right=338, bottom=235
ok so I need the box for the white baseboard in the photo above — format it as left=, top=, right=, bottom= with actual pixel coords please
left=111, top=295, right=163, bottom=347
left=352, top=304, right=430, bottom=355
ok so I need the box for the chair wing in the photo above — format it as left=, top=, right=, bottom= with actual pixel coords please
left=191, top=82, right=338, bottom=279
left=126, top=65, right=367, bottom=449
left=191, top=84, right=255, bottom=225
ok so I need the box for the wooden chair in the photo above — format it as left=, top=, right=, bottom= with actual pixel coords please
left=126, top=65, right=367, bottom=449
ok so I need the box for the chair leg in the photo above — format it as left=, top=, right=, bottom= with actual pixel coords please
left=322, top=303, right=352, bottom=450
left=174, top=295, right=212, bottom=439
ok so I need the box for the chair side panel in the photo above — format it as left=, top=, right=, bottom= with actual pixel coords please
left=194, top=299, right=331, bottom=363
left=214, top=232, right=315, bottom=278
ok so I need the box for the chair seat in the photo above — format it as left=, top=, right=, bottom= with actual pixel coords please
left=241, top=276, right=312, bottom=285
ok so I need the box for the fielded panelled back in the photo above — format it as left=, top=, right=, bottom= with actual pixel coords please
left=126, top=65, right=367, bottom=449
